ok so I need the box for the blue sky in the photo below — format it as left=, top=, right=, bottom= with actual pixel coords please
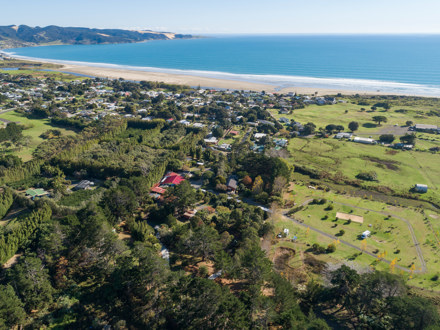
left=2, top=0, right=440, bottom=34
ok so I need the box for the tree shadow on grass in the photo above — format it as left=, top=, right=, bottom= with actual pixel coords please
left=362, top=123, right=378, bottom=128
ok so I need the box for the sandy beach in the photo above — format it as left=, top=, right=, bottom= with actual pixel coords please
left=4, top=57, right=433, bottom=97
left=58, top=63, right=392, bottom=96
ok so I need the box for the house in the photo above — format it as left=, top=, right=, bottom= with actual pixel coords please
left=150, top=184, right=166, bottom=195
left=183, top=209, right=198, bottom=220
left=361, top=230, right=371, bottom=239
left=26, top=188, right=49, bottom=199
left=161, top=172, right=185, bottom=186
left=279, top=117, right=290, bottom=124
left=73, top=180, right=94, bottom=191
left=353, top=137, right=375, bottom=144
left=279, top=109, right=290, bottom=115
left=179, top=119, right=191, bottom=126
left=204, top=136, right=218, bottom=145
left=393, top=143, right=413, bottom=150
left=335, top=132, right=352, bottom=139
left=254, top=133, right=267, bottom=140
left=414, top=184, right=428, bottom=193
left=273, top=138, right=288, bottom=147
left=218, top=143, right=231, bottom=151
left=227, top=177, right=238, bottom=193
left=257, top=119, right=275, bottom=126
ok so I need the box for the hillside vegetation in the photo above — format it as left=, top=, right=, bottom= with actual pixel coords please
left=0, top=25, right=193, bottom=48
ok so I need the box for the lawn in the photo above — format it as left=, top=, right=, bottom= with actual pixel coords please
left=286, top=137, right=440, bottom=203
left=0, top=69, right=87, bottom=82
left=0, top=111, right=77, bottom=161
left=272, top=183, right=440, bottom=289
left=269, top=102, right=440, bottom=135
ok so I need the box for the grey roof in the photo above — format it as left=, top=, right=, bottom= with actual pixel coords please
left=227, top=178, right=238, bottom=189
left=415, top=124, right=438, bottom=130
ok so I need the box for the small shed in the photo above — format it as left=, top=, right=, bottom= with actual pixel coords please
left=414, top=184, right=428, bottom=193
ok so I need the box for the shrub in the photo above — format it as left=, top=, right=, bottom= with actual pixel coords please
left=326, top=243, right=336, bottom=253
left=356, top=171, right=378, bottom=181
left=325, top=204, right=334, bottom=211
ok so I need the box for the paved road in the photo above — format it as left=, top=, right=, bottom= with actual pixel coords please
left=0, top=107, right=16, bottom=115
left=0, top=108, right=17, bottom=125
left=240, top=127, right=253, bottom=144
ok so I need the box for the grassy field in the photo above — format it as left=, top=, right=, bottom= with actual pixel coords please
left=285, top=137, right=440, bottom=203
left=0, top=111, right=77, bottom=161
left=269, top=102, right=440, bottom=135
left=272, top=183, right=440, bottom=289
left=0, top=69, right=87, bottom=82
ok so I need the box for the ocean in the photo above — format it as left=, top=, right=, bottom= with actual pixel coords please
left=4, top=35, right=440, bottom=95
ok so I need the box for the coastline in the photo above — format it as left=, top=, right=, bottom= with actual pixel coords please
left=40, top=60, right=425, bottom=96
left=2, top=55, right=439, bottom=97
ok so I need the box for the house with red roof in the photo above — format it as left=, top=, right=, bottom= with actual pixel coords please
left=161, top=172, right=185, bottom=186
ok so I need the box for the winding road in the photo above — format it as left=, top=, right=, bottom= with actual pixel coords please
left=281, top=199, right=427, bottom=274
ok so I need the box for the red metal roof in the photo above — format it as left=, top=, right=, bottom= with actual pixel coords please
left=162, top=174, right=185, bottom=185
left=151, top=184, right=166, bottom=194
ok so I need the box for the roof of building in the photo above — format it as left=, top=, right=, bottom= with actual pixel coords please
left=227, top=178, right=238, bottom=189
left=75, top=180, right=94, bottom=190
left=26, top=188, right=48, bottom=197
left=415, top=124, right=438, bottom=130
left=353, top=137, right=375, bottom=143
left=162, top=172, right=185, bottom=185
left=151, top=184, right=167, bottom=194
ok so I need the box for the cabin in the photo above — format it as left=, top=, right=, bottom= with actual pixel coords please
left=414, top=184, right=428, bottom=193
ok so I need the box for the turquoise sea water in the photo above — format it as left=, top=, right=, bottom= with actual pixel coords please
left=4, top=35, right=440, bottom=95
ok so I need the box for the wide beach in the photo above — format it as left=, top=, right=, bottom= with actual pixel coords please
left=60, top=62, right=368, bottom=95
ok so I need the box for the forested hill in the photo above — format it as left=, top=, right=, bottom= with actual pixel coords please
left=0, top=25, right=193, bottom=48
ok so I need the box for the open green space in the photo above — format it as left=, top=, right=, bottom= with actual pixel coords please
left=0, top=69, right=87, bottom=82
left=0, top=111, right=77, bottom=161
left=274, top=183, right=440, bottom=289
left=269, top=102, right=440, bottom=135
left=286, top=137, right=440, bottom=203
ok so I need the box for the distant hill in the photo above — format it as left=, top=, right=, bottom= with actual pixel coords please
left=0, top=25, right=193, bottom=48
